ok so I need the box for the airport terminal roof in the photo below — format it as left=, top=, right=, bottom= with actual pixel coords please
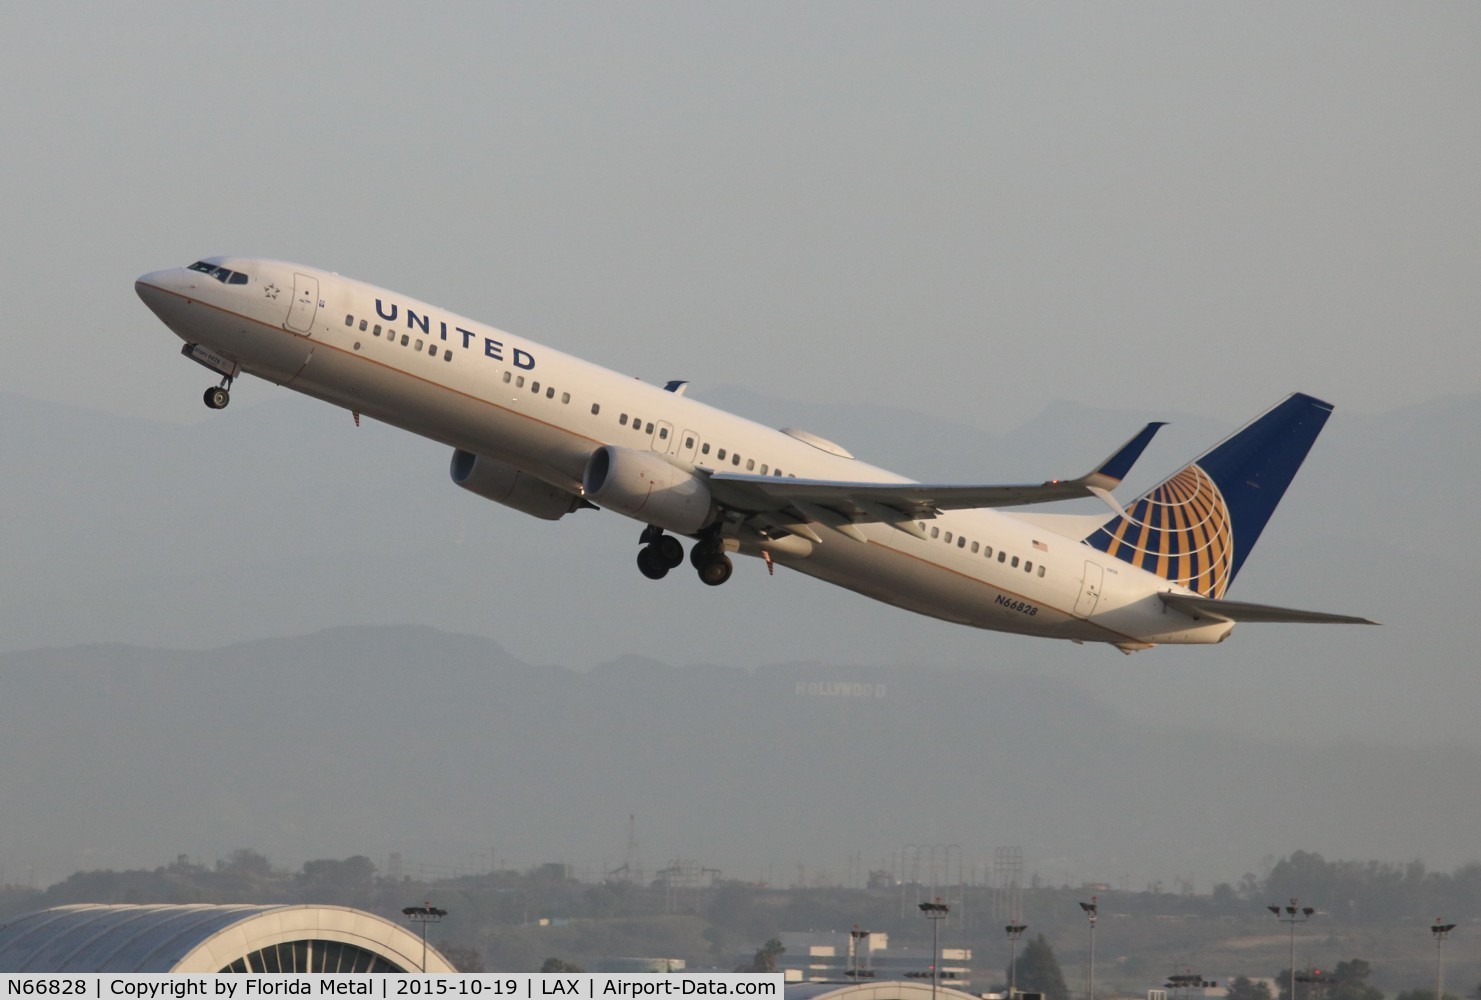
left=0, top=903, right=455, bottom=973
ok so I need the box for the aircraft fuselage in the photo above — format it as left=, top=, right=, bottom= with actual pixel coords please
left=135, top=256, right=1263, bottom=650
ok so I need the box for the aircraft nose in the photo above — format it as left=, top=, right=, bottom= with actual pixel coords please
left=135, top=268, right=183, bottom=321
left=135, top=268, right=177, bottom=297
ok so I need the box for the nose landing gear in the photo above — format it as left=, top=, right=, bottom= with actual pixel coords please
left=182, top=344, right=240, bottom=410
left=203, top=379, right=232, bottom=410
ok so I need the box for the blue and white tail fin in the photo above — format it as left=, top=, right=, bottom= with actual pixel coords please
left=1084, top=392, right=1333, bottom=598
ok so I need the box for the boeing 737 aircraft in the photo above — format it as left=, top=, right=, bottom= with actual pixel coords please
left=136, top=257, right=1373, bottom=652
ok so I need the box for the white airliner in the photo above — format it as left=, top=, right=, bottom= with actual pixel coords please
left=136, top=257, right=1373, bottom=652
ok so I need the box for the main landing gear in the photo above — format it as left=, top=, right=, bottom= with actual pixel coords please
left=636, top=528, right=685, bottom=580
left=203, top=377, right=233, bottom=410
left=636, top=526, right=733, bottom=586
left=690, top=537, right=733, bottom=587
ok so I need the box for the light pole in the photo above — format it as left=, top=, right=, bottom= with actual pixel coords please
left=919, top=898, right=950, bottom=1000
left=1079, top=897, right=1098, bottom=1000
left=402, top=901, right=447, bottom=972
left=849, top=925, right=871, bottom=983
left=1268, top=899, right=1316, bottom=1000
left=1006, top=922, right=1028, bottom=1000
left=1431, top=919, right=1455, bottom=1000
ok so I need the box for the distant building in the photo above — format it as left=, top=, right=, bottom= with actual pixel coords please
left=0, top=904, right=456, bottom=973
left=773, top=931, right=973, bottom=988
left=593, top=957, right=687, bottom=973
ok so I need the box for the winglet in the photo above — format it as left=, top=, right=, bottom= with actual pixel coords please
left=663, top=380, right=690, bottom=395
left=1083, top=422, right=1166, bottom=491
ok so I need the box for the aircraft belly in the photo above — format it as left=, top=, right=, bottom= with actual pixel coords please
left=282, top=340, right=590, bottom=488
left=1090, top=599, right=1233, bottom=645
left=781, top=529, right=1093, bottom=639
left=194, top=314, right=314, bottom=385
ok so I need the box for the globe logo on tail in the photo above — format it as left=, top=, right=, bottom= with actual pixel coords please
left=1091, top=464, right=1234, bottom=598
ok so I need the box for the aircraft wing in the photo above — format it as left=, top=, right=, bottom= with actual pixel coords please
left=1161, top=592, right=1378, bottom=626
left=702, top=421, right=1165, bottom=539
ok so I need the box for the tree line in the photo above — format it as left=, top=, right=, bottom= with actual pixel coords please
left=2, top=848, right=1478, bottom=986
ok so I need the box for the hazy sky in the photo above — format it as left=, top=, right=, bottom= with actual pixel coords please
left=4, top=3, right=1479, bottom=428
left=2, top=4, right=1480, bottom=884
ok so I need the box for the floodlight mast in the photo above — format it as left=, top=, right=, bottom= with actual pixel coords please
left=849, top=925, right=871, bottom=983
left=1006, top=922, right=1029, bottom=1000
left=919, top=898, right=950, bottom=1000
left=1267, top=898, right=1316, bottom=1000
left=402, top=901, right=447, bottom=972
left=1079, top=897, right=1098, bottom=1000
left=1432, top=918, right=1456, bottom=1000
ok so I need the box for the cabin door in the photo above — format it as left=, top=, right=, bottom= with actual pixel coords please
left=285, top=272, right=320, bottom=334
left=1074, top=561, right=1104, bottom=618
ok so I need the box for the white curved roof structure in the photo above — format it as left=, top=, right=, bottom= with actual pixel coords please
left=0, top=904, right=456, bottom=973
left=785, top=984, right=983, bottom=1000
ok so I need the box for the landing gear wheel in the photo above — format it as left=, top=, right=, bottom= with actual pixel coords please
left=654, top=534, right=684, bottom=568
left=698, top=553, right=733, bottom=587
left=637, top=546, right=670, bottom=580
left=690, top=542, right=717, bottom=571
left=203, top=385, right=230, bottom=410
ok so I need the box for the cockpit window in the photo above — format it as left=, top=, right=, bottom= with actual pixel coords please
left=187, top=261, right=250, bottom=285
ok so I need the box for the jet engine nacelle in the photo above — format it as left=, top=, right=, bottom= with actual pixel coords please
left=582, top=445, right=715, bottom=534
left=450, top=449, right=583, bottom=521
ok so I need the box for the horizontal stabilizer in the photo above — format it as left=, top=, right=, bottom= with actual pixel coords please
left=1160, top=592, right=1377, bottom=626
